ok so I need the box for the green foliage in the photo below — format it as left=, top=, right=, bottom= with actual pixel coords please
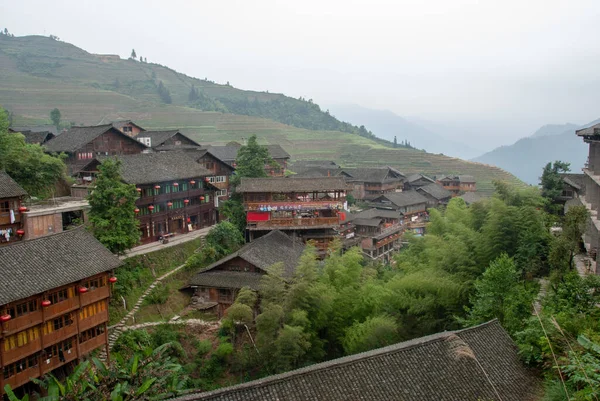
left=540, top=161, right=570, bottom=214
left=548, top=206, right=589, bottom=273
left=230, top=135, right=277, bottom=187
left=145, top=285, right=169, bottom=305
left=0, top=107, right=67, bottom=198
left=49, top=107, right=61, bottom=128
left=157, top=80, right=172, bottom=104
left=218, top=197, right=247, bottom=233
left=342, top=315, right=399, bottom=355
left=87, top=158, right=140, bottom=254
left=204, top=221, right=244, bottom=257
left=113, top=329, right=152, bottom=356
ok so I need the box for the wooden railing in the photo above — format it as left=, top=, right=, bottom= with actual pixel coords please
left=249, top=217, right=339, bottom=229
left=80, top=286, right=110, bottom=307
left=244, top=200, right=345, bottom=210
left=45, top=297, right=79, bottom=320
left=3, top=365, right=39, bottom=392
left=79, top=335, right=106, bottom=355
left=44, top=324, right=78, bottom=348
left=1, top=310, right=43, bottom=335
left=0, top=212, right=20, bottom=225
left=3, top=337, right=42, bottom=365
left=40, top=349, right=78, bottom=375
left=79, top=310, right=108, bottom=332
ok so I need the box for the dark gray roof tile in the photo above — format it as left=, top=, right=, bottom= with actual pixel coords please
left=0, top=171, right=27, bottom=198
left=238, top=177, right=349, bottom=193
left=416, top=183, right=452, bottom=200
left=0, top=228, right=122, bottom=305
left=373, top=191, right=428, bottom=208
left=44, top=124, right=146, bottom=153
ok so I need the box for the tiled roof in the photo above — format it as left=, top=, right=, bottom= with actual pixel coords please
left=374, top=191, right=428, bottom=208
left=406, top=173, right=435, bottom=184
left=347, top=208, right=399, bottom=222
left=576, top=123, right=600, bottom=136
left=0, top=171, right=27, bottom=198
left=173, top=320, right=541, bottom=401
left=438, top=175, right=476, bottom=183
left=238, top=177, right=349, bottom=193
left=111, top=120, right=146, bottom=132
left=352, top=217, right=382, bottom=227
left=416, top=183, right=452, bottom=200
left=44, top=124, right=146, bottom=153
left=341, top=167, right=405, bottom=183
left=0, top=228, right=122, bottom=305
left=136, top=130, right=201, bottom=148
left=291, top=160, right=339, bottom=171
left=188, top=271, right=264, bottom=290
left=10, top=130, right=56, bottom=144
left=561, top=173, right=584, bottom=191
left=10, top=125, right=59, bottom=136
left=265, top=144, right=291, bottom=160
left=193, top=230, right=305, bottom=280
left=458, top=175, right=475, bottom=183
left=206, top=144, right=290, bottom=162
left=102, top=152, right=212, bottom=185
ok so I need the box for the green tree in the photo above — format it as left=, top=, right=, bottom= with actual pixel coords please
left=231, top=135, right=278, bottom=187
left=130, top=48, right=137, bottom=59
left=87, top=158, right=140, bottom=254
left=204, top=221, right=244, bottom=256
left=540, top=161, right=570, bottom=214
left=0, top=108, right=66, bottom=198
left=157, top=81, right=172, bottom=104
left=393, top=135, right=397, bottom=148
left=342, top=315, right=399, bottom=355
left=50, top=108, right=61, bottom=128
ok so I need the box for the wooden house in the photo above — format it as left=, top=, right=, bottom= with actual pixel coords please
left=403, top=173, right=436, bottom=191
left=21, top=197, right=90, bottom=241
left=0, top=171, right=28, bottom=246
left=111, top=120, right=146, bottom=138
left=43, top=124, right=147, bottom=175
left=110, top=152, right=217, bottom=243
left=207, top=144, right=291, bottom=176
left=370, top=191, right=428, bottom=217
left=340, top=167, right=405, bottom=200
left=9, top=126, right=57, bottom=145
left=134, top=130, right=201, bottom=151
left=345, top=208, right=403, bottom=261
left=183, top=230, right=305, bottom=316
left=195, top=149, right=235, bottom=207
left=436, top=175, right=476, bottom=196
left=0, top=229, right=121, bottom=396
left=177, top=320, right=541, bottom=401
left=238, top=177, right=349, bottom=253
left=289, top=161, right=341, bottom=178
left=415, top=183, right=452, bottom=207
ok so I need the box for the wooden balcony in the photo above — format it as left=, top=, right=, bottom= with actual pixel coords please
left=79, top=310, right=108, bottom=332
left=79, top=335, right=106, bottom=356
left=43, top=324, right=78, bottom=348
left=136, top=187, right=210, bottom=205
left=3, top=365, right=40, bottom=393
left=80, top=286, right=110, bottom=307
left=244, top=200, right=345, bottom=211
left=45, top=297, right=79, bottom=320
left=3, top=337, right=42, bottom=365
left=40, top=348, right=78, bottom=375
left=248, top=217, right=340, bottom=230
left=0, top=212, right=21, bottom=226
left=1, top=310, right=43, bottom=335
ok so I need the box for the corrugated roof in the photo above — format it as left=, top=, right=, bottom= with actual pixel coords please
left=0, top=228, right=122, bottom=305
left=416, top=183, right=452, bottom=200
left=44, top=124, right=146, bottom=153
left=172, top=320, right=541, bottom=401
left=101, top=152, right=212, bottom=185
left=373, top=191, right=428, bottom=208
left=0, top=170, right=27, bottom=198
left=238, top=177, right=349, bottom=193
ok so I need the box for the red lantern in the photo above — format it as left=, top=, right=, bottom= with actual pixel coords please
left=204, top=177, right=210, bottom=182
left=232, top=162, right=237, bottom=168
left=199, top=196, right=205, bottom=201
left=0, top=314, right=11, bottom=322
left=41, top=300, right=51, bottom=307
left=167, top=202, right=173, bottom=207
left=134, top=208, right=140, bottom=214
left=148, top=205, right=155, bottom=211
left=109, top=277, right=118, bottom=284
left=190, top=180, right=196, bottom=185
left=16, top=229, right=25, bottom=236
left=184, top=199, right=190, bottom=205
left=154, top=185, right=161, bottom=190
left=18, top=206, right=27, bottom=213
left=78, top=287, right=88, bottom=294
left=136, top=188, right=142, bottom=192
left=173, top=182, right=179, bottom=187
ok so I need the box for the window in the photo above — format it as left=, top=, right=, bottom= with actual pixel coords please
left=0, top=200, right=9, bottom=212
left=48, top=288, right=72, bottom=304
left=137, top=137, right=151, bottom=147
left=44, top=338, right=73, bottom=359
left=6, top=299, right=38, bottom=318
left=218, top=289, right=231, bottom=302
left=215, top=189, right=227, bottom=197
left=208, top=176, right=226, bottom=183
left=79, top=324, right=105, bottom=343
left=122, top=126, right=132, bottom=133
left=82, top=276, right=106, bottom=291
left=3, top=355, right=39, bottom=379
left=79, top=300, right=106, bottom=320
left=4, top=327, right=40, bottom=351
left=174, top=140, right=181, bottom=145
left=203, top=162, right=214, bottom=170
left=43, top=313, right=74, bottom=335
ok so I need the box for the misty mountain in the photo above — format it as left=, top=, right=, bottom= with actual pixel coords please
left=327, top=104, right=482, bottom=160
left=530, top=123, right=578, bottom=138
left=473, top=121, right=599, bottom=184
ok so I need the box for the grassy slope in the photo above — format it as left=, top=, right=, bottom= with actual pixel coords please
left=0, top=35, right=522, bottom=193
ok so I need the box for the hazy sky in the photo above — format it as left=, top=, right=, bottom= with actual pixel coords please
left=3, top=0, right=600, bottom=149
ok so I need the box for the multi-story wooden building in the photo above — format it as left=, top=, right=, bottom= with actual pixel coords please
left=21, top=197, right=89, bottom=241
left=415, top=183, right=452, bottom=207
left=436, top=175, right=476, bottom=196
left=43, top=124, right=147, bottom=175
left=342, top=208, right=403, bottom=261
left=0, top=228, right=121, bottom=396
left=0, top=171, right=28, bottom=246
left=340, top=167, right=405, bottom=201
left=575, top=124, right=600, bottom=273
left=370, top=191, right=428, bottom=217
left=195, top=150, right=235, bottom=207
left=183, top=230, right=305, bottom=316
left=238, top=177, right=349, bottom=253
left=114, top=153, right=218, bottom=243
left=403, top=173, right=436, bottom=191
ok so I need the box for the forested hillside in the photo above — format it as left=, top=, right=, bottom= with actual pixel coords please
left=0, top=34, right=523, bottom=193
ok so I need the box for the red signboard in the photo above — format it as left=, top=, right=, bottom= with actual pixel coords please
left=247, top=212, right=270, bottom=222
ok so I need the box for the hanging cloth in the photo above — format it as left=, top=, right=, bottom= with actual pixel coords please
left=10, top=209, right=15, bottom=224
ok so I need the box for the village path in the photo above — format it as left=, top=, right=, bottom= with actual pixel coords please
left=119, top=226, right=213, bottom=259
left=574, top=253, right=595, bottom=277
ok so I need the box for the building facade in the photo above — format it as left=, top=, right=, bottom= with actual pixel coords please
left=342, top=208, right=403, bottom=261
left=111, top=120, right=146, bottom=138
left=341, top=167, right=405, bottom=201
left=436, top=175, right=476, bottom=196
left=0, top=171, right=28, bottom=246
left=238, top=177, right=349, bottom=253
left=21, top=197, right=89, bottom=241
left=0, top=229, right=121, bottom=396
